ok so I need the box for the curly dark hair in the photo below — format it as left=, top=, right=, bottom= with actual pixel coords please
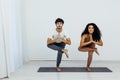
left=81, top=23, right=102, bottom=41
left=55, top=18, right=64, bottom=24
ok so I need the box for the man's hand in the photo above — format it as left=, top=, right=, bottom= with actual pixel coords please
left=54, top=37, right=63, bottom=42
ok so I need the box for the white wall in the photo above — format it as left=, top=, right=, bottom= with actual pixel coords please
left=23, top=0, right=120, bottom=61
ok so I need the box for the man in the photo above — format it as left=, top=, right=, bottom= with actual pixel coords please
left=47, top=18, right=71, bottom=72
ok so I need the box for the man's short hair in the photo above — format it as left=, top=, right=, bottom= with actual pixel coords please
left=55, top=18, right=64, bottom=24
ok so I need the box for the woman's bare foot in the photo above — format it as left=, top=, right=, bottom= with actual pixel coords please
left=56, top=67, right=61, bottom=72
left=86, top=67, right=91, bottom=72
left=94, top=48, right=99, bottom=55
left=62, top=49, right=69, bottom=58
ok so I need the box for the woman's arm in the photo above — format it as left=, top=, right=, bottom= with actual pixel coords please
left=80, top=35, right=92, bottom=47
left=92, top=39, right=103, bottom=46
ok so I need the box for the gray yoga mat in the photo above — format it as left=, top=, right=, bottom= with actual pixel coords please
left=38, top=67, right=112, bottom=72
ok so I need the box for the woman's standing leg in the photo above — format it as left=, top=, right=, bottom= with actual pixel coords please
left=86, top=50, right=94, bottom=72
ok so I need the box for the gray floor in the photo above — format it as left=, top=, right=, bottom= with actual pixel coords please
left=2, top=60, right=120, bottom=80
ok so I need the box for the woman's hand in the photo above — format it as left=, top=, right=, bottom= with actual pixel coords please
left=91, top=40, right=103, bottom=46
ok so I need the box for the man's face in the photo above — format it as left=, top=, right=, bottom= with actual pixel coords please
left=56, top=22, right=63, bottom=29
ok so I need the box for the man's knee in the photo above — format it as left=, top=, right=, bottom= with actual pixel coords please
left=47, top=44, right=55, bottom=49
left=60, top=42, right=66, bottom=48
left=47, top=44, right=50, bottom=47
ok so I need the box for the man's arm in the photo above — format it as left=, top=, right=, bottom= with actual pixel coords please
left=47, top=38, right=55, bottom=45
left=62, top=38, right=71, bottom=45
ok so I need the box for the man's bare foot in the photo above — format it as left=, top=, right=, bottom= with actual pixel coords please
left=86, top=67, right=91, bottom=72
left=95, top=48, right=99, bottom=55
left=62, top=49, right=69, bottom=58
left=56, top=67, right=61, bottom=72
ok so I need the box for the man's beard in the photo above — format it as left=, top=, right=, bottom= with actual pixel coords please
left=57, top=26, right=62, bottom=29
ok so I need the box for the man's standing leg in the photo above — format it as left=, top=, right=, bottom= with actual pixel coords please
left=56, top=50, right=63, bottom=71
left=47, top=43, right=68, bottom=71
left=56, top=43, right=66, bottom=71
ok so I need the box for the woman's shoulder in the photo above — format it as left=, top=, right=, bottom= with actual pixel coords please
left=82, top=34, right=88, bottom=37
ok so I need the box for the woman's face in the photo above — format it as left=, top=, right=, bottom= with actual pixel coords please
left=88, top=25, right=94, bottom=34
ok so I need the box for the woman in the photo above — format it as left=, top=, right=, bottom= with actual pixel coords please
left=78, top=23, right=103, bottom=72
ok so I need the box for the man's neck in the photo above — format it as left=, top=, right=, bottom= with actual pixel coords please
left=56, top=28, right=62, bottom=33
